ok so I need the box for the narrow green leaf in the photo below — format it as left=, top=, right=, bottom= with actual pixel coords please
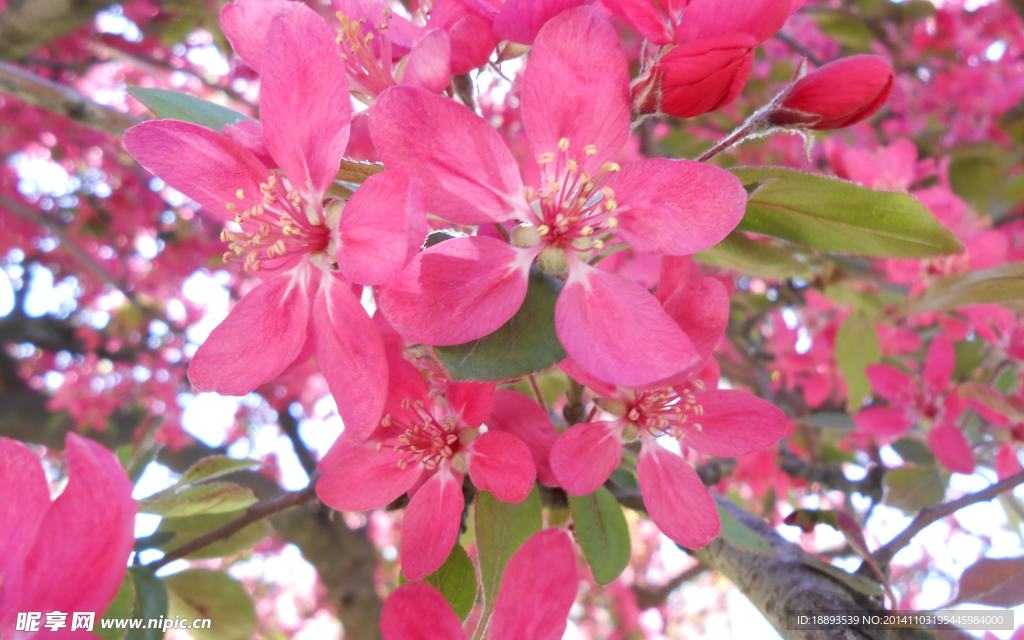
left=835, top=309, right=882, bottom=412
left=177, top=455, right=262, bottom=487
left=732, top=167, right=964, bottom=258
left=157, top=509, right=270, bottom=559
left=717, top=504, right=775, bottom=556
left=436, top=269, right=565, bottom=381
left=569, top=488, right=632, bottom=585
left=884, top=466, right=947, bottom=512
left=139, top=482, right=258, bottom=517
left=164, top=570, right=257, bottom=640
left=96, top=574, right=137, bottom=640
left=695, top=231, right=813, bottom=280
left=476, top=486, right=542, bottom=624
left=415, top=544, right=478, bottom=621
left=128, top=87, right=252, bottom=131
left=124, top=567, right=169, bottom=640
left=891, top=439, right=936, bottom=465
left=902, top=263, right=1024, bottom=315
left=800, top=554, right=884, bottom=596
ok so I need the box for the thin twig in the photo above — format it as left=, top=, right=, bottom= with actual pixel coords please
left=774, top=31, right=825, bottom=68
left=633, top=562, right=709, bottom=609
left=528, top=374, right=547, bottom=413
left=873, top=470, right=1024, bottom=568
left=279, top=410, right=318, bottom=476
left=146, top=478, right=320, bottom=571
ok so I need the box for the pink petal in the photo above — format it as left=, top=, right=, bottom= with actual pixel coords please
left=189, top=270, right=312, bottom=396
left=680, top=389, right=787, bottom=456
left=556, top=263, right=698, bottom=388
left=0, top=438, right=50, bottom=591
left=600, top=0, right=674, bottom=45
left=11, top=434, right=136, bottom=617
left=377, top=236, right=534, bottom=345
left=487, top=390, right=561, bottom=486
left=261, top=5, right=351, bottom=201
left=123, top=120, right=269, bottom=221
left=402, top=29, right=453, bottom=93
left=606, top=158, right=746, bottom=255
left=400, top=469, right=466, bottom=580
left=313, top=275, right=389, bottom=442
left=557, top=356, right=618, bottom=397
left=853, top=405, right=916, bottom=437
left=380, top=582, right=468, bottom=640
left=996, top=445, right=1023, bottom=481
left=466, top=431, right=537, bottom=502
left=220, top=0, right=295, bottom=72
left=661, top=275, right=730, bottom=364
left=335, top=170, right=411, bottom=285
left=493, top=0, right=585, bottom=45
left=655, top=255, right=693, bottom=304
left=923, top=334, right=955, bottom=400
left=650, top=33, right=757, bottom=119
left=637, top=438, right=719, bottom=549
left=447, top=381, right=497, bottom=428
left=222, top=119, right=276, bottom=169
left=550, top=420, right=624, bottom=495
left=443, top=12, right=501, bottom=74
left=675, top=0, right=795, bottom=43
left=522, top=7, right=630, bottom=178
left=865, top=364, right=919, bottom=405
left=316, top=441, right=422, bottom=511
left=928, top=423, right=975, bottom=475
left=487, top=529, right=578, bottom=640
left=370, top=86, right=525, bottom=225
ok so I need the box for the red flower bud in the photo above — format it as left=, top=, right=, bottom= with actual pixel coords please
left=769, top=55, right=895, bottom=130
left=632, top=33, right=757, bottom=119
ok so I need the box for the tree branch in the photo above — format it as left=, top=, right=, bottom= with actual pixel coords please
left=146, top=478, right=321, bottom=571
left=633, top=562, right=708, bottom=610
left=873, top=470, right=1024, bottom=569
left=0, top=60, right=142, bottom=135
left=0, top=0, right=118, bottom=60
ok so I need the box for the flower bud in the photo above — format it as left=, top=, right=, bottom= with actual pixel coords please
left=632, top=33, right=757, bottom=119
left=769, top=55, right=894, bottom=130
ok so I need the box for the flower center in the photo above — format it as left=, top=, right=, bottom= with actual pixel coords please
left=386, top=399, right=460, bottom=471
left=628, top=380, right=708, bottom=441
left=221, top=174, right=331, bottom=272
left=336, top=11, right=397, bottom=101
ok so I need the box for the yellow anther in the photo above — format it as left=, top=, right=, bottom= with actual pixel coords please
left=580, top=226, right=594, bottom=236
left=537, top=152, right=555, bottom=164
left=694, top=423, right=703, bottom=432
left=336, top=34, right=344, bottom=44
left=235, top=214, right=243, bottom=224
left=537, top=224, right=550, bottom=235
left=604, top=200, right=618, bottom=212
left=602, top=162, right=621, bottom=172
left=594, top=238, right=605, bottom=250
left=558, top=137, right=570, bottom=152
left=607, top=217, right=618, bottom=228
left=584, top=144, right=597, bottom=156
left=566, top=159, right=579, bottom=173
left=236, top=189, right=244, bottom=200
left=226, top=203, right=238, bottom=212
left=600, top=186, right=615, bottom=199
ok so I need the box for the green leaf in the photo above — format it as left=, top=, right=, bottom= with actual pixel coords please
left=97, top=574, right=137, bottom=640
left=124, top=567, right=169, bottom=640
left=164, top=570, right=257, bottom=640
left=884, top=466, right=947, bottom=512
left=133, top=531, right=177, bottom=552
left=157, top=509, right=270, bottom=559
left=413, top=544, right=478, bottom=621
left=835, top=309, right=882, bottom=412
left=695, top=231, right=813, bottom=280
left=569, top=488, right=632, bottom=585
left=807, top=10, right=875, bottom=50
left=800, top=554, right=885, bottom=596
left=177, top=455, right=262, bottom=487
left=891, top=439, right=936, bottom=465
left=128, top=87, right=252, bottom=131
left=436, top=269, right=565, bottom=381
left=731, top=167, right=964, bottom=258
left=797, top=412, right=857, bottom=430
left=717, top=503, right=775, bottom=556
left=475, top=486, right=542, bottom=624
left=139, top=482, right=258, bottom=517
left=951, top=555, right=1024, bottom=607
left=902, top=263, right=1024, bottom=315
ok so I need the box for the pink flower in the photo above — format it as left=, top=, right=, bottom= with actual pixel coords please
left=125, top=4, right=412, bottom=440
left=854, top=334, right=975, bottom=474
left=549, top=259, right=787, bottom=548
left=222, top=0, right=453, bottom=100
left=0, top=434, right=136, bottom=637
left=316, top=328, right=545, bottom=579
left=769, top=55, right=895, bottom=130
left=602, top=0, right=800, bottom=47
left=381, top=529, right=578, bottom=640
left=371, top=7, right=747, bottom=388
